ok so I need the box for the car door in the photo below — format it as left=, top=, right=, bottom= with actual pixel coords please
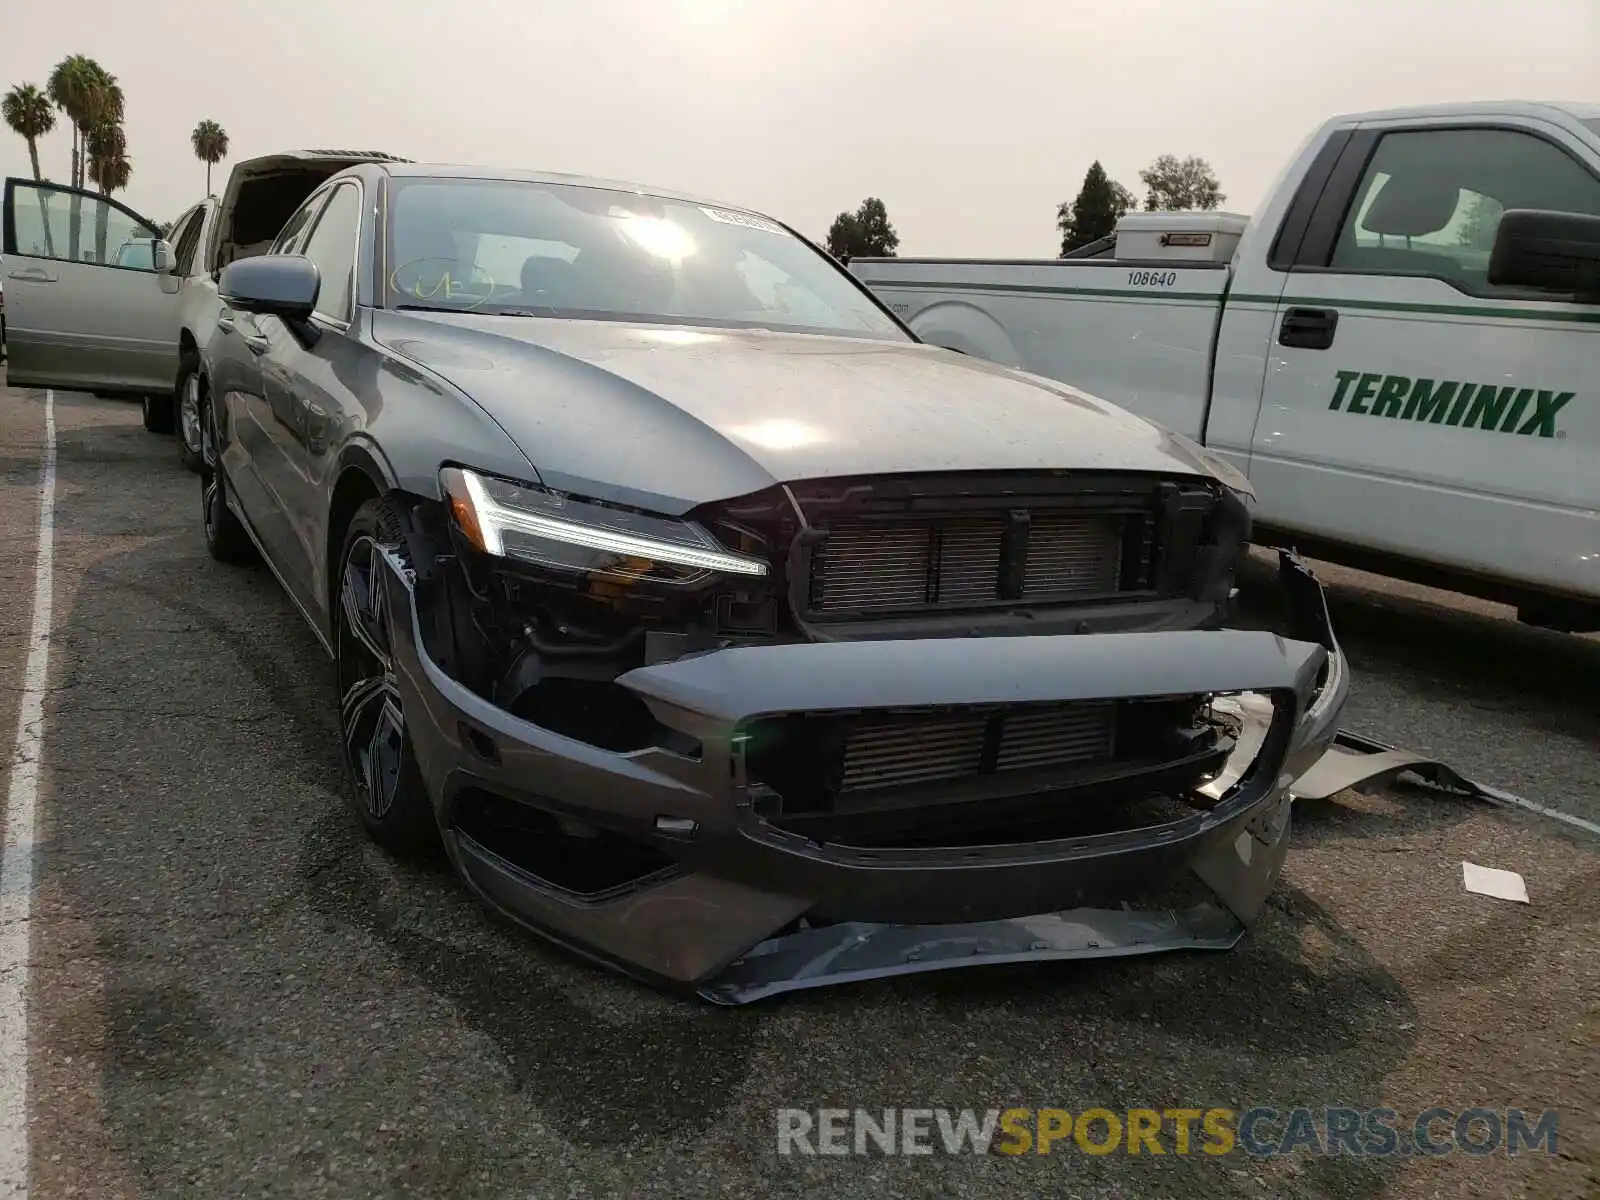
left=251, top=180, right=366, bottom=619
left=210, top=187, right=333, bottom=567
left=1, top=178, right=183, bottom=393
left=1248, top=117, right=1600, bottom=596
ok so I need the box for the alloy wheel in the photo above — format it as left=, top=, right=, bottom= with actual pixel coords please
left=337, top=535, right=406, bottom=821
left=200, top=398, right=220, bottom=538
left=180, top=374, right=202, bottom=456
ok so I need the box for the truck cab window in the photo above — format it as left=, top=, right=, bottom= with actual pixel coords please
left=1329, top=128, right=1600, bottom=294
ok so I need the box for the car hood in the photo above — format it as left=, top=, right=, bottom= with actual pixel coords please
left=370, top=310, right=1232, bottom=514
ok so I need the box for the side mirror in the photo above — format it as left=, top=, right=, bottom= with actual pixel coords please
left=219, top=255, right=321, bottom=320
left=1487, top=209, right=1600, bottom=301
left=152, top=239, right=177, bottom=274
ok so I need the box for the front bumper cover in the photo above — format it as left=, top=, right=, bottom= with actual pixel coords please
left=378, top=549, right=1349, bottom=1004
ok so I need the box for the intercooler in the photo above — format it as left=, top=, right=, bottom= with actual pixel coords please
left=838, top=703, right=1118, bottom=793
left=809, top=511, right=1141, bottom=615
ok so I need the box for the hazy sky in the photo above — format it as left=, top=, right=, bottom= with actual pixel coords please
left=3, top=0, right=1597, bottom=257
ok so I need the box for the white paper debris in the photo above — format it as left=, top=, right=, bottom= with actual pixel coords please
left=1461, top=861, right=1529, bottom=904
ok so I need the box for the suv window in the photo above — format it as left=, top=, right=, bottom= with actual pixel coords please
left=270, top=190, right=329, bottom=256
left=299, top=183, right=361, bottom=321
left=1328, top=127, right=1600, bottom=294
left=6, top=181, right=159, bottom=267
left=172, top=207, right=205, bottom=275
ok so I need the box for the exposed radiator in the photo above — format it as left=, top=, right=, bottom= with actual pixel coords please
left=811, top=513, right=1131, bottom=615
left=839, top=703, right=1117, bottom=793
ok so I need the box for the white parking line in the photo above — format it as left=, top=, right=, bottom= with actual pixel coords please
left=0, top=388, right=56, bottom=1198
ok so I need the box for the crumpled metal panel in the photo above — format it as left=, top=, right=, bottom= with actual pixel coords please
left=698, top=900, right=1247, bottom=1005
left=1291, top=729, right=1600, bottom=838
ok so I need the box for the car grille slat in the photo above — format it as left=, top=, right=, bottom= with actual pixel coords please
left=812, top=512, right=1127, bottom=615
left=839, top=704, right=1117, bottom=793
left=995, top=703, right=1116, bottom=772
left=840, top=717, right=987, bottom=791
left=935, top=519, right=1005, bottom=604
left=1023, top=514, right=1123, bottom=597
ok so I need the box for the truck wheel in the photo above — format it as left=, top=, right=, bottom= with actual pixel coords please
left=175, top=359, right=204, bottom=473
left=142, top=393, right=175, bottom=434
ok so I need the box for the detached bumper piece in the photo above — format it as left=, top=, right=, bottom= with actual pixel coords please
left=379, top=549, right=1348, bottom=1004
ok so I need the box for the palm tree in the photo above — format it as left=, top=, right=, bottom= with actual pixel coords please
left=191, top=119, right=229, bottom=196
left=3, top=83, right=58, bottom=256
left=85, top=122, right=131, bottom=263
left=2, top=84, right=55, bottom=180
left=48, top=55, right=118, bottom=261
left=47, top=54, right=99, bottom=187
left=86, top=123, right=130, bottom=196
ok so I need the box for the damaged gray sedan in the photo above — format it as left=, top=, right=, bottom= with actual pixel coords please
left=192, top=162, right=1349, bottom=1002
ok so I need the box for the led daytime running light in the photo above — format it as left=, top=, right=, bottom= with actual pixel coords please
left=456, top=469, right=768, bottom=577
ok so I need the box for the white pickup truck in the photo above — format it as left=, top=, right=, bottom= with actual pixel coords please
left=852, top=101, right=1600, bottom=630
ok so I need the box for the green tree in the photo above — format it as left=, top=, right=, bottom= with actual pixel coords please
left=47, top=56, right=119, bottom=189
left=3, top=83, right=55, bottom=181
left=4, top=83, right=58, bottom=256
left=1057, top=161, right=1136, bottom=254
left=47, top=55, right=97, bottom=189
left=1457, top=194, right=1503, bottom=251
left=85, top=121, right=131, bottom=263
left=825, top=196, right=899, bottom=263
left=1138, top=154, right=1225, bottom=212
left=191, top=118, right=229, bottom=195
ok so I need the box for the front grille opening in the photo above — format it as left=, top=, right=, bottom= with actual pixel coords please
left=454, top=788, right=676, bottom=898
left=809, top=512, right=1133, bottom=616
left=507, top=678, right=700, bottom=756
left=743, top=695, right=1235, bottom=848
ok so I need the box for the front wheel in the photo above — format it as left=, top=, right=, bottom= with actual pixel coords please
left=176, top=360, right=204, bottom=473
left=334, top=498, right=439, bottom=857
left=198, top=393, right=254, bottom=564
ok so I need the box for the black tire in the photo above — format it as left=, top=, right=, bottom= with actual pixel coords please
left=334, top=497, right=440, bottom=858
left=198, top=393, right=255, bottom=564
left=142, top=392, right=174, bottom=434
left=175, top=357, right=204, bottom=473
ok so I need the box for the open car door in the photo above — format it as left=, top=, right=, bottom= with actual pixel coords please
left=2, top=177, right=183, bottom=394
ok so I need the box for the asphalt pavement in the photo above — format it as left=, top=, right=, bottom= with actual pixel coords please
left=0, top=381, right=1594, bottom=1199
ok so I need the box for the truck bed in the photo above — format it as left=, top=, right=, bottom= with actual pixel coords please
left=849, top=256, right=1232, bottom=441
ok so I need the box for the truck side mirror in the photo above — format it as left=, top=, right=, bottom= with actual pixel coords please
left=1487, top=209, right=1600, bottom=301
left=152, top=239, right=177, bottom=274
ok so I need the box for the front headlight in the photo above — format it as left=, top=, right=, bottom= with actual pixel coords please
left=440, top=466, right=769, bottom=586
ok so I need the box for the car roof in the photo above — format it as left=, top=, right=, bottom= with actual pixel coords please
left=377, top=162, right=738, bottom=211
left=1329, top=99, right=1600, bottom=125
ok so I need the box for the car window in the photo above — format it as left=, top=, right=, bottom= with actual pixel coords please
left=6, top=181, right=160, bottom=268
left=112, top=241, right=156, bottom=269
left=270, top=190, right=329, bottom=256
left=172, top=207, right=206, bottom=275
left=1328, top=128, right=1600, bottom=293
left=299, top=183, right=361, bottom=321
left=384, top=176, right=906, bottom=339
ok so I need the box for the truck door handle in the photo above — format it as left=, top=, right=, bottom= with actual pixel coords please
left=242, top=334, right=270, bottom=356
left=1278, top=307, right=1339, bottom=350
left=7, top=266, right=54, bottom=283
